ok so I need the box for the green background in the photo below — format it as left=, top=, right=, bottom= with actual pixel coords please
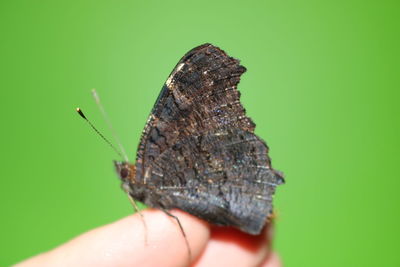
left=1, top=0, right=399, bottom=266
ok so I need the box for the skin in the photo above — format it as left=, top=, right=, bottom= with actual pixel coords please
left=15, top=209, right=281, bottom=267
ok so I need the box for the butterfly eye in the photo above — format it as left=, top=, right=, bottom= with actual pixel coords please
left=120, top=167, right=129, bottom=179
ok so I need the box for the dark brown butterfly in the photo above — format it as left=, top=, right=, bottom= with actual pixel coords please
left=115, top=43, right=284, bottom=235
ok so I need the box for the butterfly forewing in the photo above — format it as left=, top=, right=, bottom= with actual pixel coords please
left=136, top=44, right=255, bottom=179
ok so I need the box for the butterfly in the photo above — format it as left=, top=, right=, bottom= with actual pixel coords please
left=115, top=43, right=284, bottom=236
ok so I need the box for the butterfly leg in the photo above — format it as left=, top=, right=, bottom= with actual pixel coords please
left=128, top=194, right=148, bottom=245
left=162, top=209, right=192, bottom=260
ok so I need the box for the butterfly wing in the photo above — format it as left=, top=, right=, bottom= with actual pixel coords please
left=146, top=128, right=283, bottom=235
left=133, top=44, right=283, bottom=234
left=136, top=44, right=255, bottom=181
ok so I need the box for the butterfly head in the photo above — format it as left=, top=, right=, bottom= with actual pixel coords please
left=114, top=161, right=136, bottom=184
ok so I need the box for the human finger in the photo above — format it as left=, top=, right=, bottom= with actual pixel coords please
left=15, top=209, right=210, bottom=267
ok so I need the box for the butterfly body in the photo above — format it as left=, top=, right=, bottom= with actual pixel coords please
left=115, top=44, right=284, bottom=235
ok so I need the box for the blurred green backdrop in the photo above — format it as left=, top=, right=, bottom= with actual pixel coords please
left=1, top=0, right=399, bottom=266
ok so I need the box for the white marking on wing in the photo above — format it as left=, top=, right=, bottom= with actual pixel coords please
left=166, top=63, right=185, bottom=87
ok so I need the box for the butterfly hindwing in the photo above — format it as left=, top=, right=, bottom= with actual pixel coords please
left=143, top=127, right=283, bottom=234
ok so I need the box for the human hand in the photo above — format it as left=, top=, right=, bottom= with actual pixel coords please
left=15, top=209, right=281, bottom=267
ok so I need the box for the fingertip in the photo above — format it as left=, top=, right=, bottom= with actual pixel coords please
left=193, top=225, right=271, bottom=267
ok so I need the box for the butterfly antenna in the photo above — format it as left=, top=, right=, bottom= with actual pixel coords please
left=76, top=108, right=126, bottom=160
left=91, top=89, right=129, bottom=162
